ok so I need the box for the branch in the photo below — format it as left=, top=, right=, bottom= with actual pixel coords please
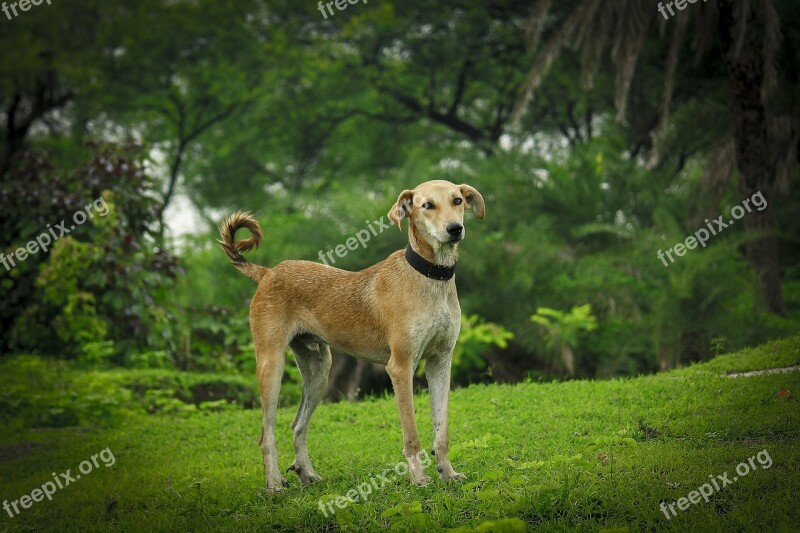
left=350, top=108, right=417, bottom=124
left=565, top=101, right=583, bottom=143
left=384, top=88, right=488, bottom=144
left=448, top=57, right=472, bottom=116
left=185, top=103, right=238, bottom=145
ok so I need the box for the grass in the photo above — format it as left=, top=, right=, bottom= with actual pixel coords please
left=0, top=336, right=798, bottom=531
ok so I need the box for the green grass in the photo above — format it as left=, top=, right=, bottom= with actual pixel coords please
left=1, top=336, right=798, bottom=532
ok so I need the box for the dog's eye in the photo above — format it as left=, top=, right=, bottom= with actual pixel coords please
left=453, top=198, right=463, bottom=206
left=422, top=202, right=434, bottom=209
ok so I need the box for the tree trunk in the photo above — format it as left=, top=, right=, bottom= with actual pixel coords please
left=155, top=140, right=186, bottom=245
left=561, top=343, right=575, bottom=377
left=1, top=94, right=31, bottom=177
left=325, top=350, right=391, bottom=402
left=717, top=0, right=786, bottom=315
left=0, top=132, right=22, bottom=177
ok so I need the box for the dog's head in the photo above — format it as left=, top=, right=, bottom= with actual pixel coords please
left=387, top=180, right=485, bottom=246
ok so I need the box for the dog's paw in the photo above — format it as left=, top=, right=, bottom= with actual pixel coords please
left=437, top=464, right=466, bottom=481
left=442, top=471, right=466, bottom=481
left=265, top=476, right=289, bottom=494
left=287, top=463, right=323, bottom=486
left=412, top=473, right=432, bottom=487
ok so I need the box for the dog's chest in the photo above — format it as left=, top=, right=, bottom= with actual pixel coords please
left=410, top=286, right=460, bottom=358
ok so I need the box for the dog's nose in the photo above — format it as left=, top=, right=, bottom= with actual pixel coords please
left=446, top=223, right=463, bottom=237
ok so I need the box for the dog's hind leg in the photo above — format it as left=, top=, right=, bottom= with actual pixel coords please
left=255, top=337, right=288, bottom=493
left=287, top=340, right=331, bottom=485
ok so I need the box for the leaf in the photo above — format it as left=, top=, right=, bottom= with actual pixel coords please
left=475, top=488, right=500, bottom=500
left=461, top=481, right=482, bottom=492
left=381, top=500, right=423, bottom=518
left=336, top=508, right=354, bottom=524
left=517, top=460, right=547, bottom=469
left=508, top=476, right=527, bottom=487
left=484, top=469, right=504, bottom=481
left=474, top=518, right=527, bottom=532
left=381, top=503, right=403, bottom=518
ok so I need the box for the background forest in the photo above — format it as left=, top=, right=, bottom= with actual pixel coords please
left=2, top=1, right=800, bottom=531
left=1, top=0, right=799, bottom=406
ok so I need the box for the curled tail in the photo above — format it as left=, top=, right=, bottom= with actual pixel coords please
left=218, top=211, right=267, bottom=282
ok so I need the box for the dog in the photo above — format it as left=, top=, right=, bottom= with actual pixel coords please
left=218, top=180, right=484, bottom=493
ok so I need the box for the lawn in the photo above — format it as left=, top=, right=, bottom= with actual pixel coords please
left=0, top=336, right=798, bottom=531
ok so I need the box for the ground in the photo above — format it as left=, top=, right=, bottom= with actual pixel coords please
left=0, top=336, right=798, bottom=531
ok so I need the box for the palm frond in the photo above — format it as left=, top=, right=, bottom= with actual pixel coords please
left=513, top=1, right=590, bottom=120
left=661, top=12, right=689, bottom=132
left=577, top=0, right=614, bottom=89
left=611, top=1, right=653, bottom=121
left=524, top=0, right=554, bottom=50
left=646, top=11, right=688, bottom=170
left=700, top=134, right=737, bottom=208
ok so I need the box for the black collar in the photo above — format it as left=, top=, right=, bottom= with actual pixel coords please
left=405, top=244, right=456, bottom=281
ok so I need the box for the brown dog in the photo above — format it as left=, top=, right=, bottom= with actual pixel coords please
left=218, top=180, right=484, bottom=493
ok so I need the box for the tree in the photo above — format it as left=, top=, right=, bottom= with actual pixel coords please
left=94, top=0, right=264, bottom=242
left=515, top=0, right=797, bottom=314
left=0, top=0, right=118, bottom=176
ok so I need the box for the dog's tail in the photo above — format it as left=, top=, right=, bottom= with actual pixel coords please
left=217, top=211, right=267, bottom=283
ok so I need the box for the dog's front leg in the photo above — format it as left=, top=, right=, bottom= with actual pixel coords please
left=425, top=353, right=465, bottom=481
left=386, top=353, right=431, bottom=486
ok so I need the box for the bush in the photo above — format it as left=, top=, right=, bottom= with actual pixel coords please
left=0, top=355, right=284, bottom=430
left=0, top=355, right=132, bottom=429
left=100, top=369, right=262, bottom=410
left=1, top=144, right=181, bottom=359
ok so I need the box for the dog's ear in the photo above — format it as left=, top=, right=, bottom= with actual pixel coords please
left=459, top=184, right=485, bottom=220
left=388, top=189, right=414, bottom=231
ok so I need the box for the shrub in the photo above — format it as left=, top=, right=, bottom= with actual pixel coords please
left=0, top=355, right=280, bottom=430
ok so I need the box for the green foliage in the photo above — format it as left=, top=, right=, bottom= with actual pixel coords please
left=419, top=315, right=515, bottom=383
left=37, top=237, right=108, bottom=348
left=126, top=350, right=174, bottom=370
left=0, top=355, right=271, bottom=430
left=79, top=340, right=116, bottom=368
left=0, top=0, right=798, bottom=390
left=531, top=304, right=598, bottom=377
left=381, top=500, right=439, bottom=530
left=0, top=2, right=798, bottom=529
left=0, top=336, right=798, bottom=530
left=450, top=433, right=505, bottom=462
left=2, top=144, right=181, bottom=359
left=0, top=355, right=132, bottom=429
left=531, top=304, right=598, bottom=350
left=106, top=369, right=262, bottom=410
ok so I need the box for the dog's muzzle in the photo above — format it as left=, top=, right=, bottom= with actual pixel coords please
left=446, top=223, right=463, bottom=242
